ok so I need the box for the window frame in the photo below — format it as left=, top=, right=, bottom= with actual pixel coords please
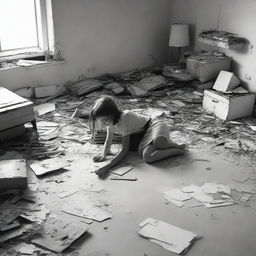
left=0, top=0, right=54, bottom=60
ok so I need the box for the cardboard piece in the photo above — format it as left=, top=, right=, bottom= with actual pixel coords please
left=32, top=214, right=89, bottom=253
left=138, top=218, right=197, bottom=254
left=0, top=159, right=27, bottom=190
left=213, top=71, right=240, bottom=92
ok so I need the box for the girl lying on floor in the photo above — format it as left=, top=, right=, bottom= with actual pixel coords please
left=90, top=96, right=187, bottom=176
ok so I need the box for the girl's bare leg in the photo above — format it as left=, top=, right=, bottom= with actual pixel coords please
left=142, top=144, right=186, bottom=164
left=153, top=136, right=186, bottom=150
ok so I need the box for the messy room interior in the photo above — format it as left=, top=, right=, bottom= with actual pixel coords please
left=0, top=0, right=256, bottom=256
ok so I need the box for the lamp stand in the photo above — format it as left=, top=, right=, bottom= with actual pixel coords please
left=177, top=47, right=181, bottom=63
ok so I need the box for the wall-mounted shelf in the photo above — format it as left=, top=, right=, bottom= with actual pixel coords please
left=198, top=30, right=248, bottom=50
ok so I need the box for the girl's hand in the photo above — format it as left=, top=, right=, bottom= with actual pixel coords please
left=93, top=154, right=106, bottom=162
left=95, top=165, right=109, bottom=176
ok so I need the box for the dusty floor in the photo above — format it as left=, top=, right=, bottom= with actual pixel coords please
left=1, top=68, right=256, bottom=255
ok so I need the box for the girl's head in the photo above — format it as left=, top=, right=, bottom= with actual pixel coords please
left=89, top=96, right=121, bottom=131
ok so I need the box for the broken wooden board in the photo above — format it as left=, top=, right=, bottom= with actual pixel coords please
left=138, top=218, right=198, bottom=254
left=31, top=214, right=89, bottom=253
left=0, top=159, right=27, bottom=190
left=28, top=158, right=70, bottom=177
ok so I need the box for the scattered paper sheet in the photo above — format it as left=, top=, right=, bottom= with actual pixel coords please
left=165, top=183, right=234, bottom=208
left=29, top=158, right=70, bottom=177
left=32, top=214, right=89, bottom=253
left=61, top=192, right=112, bottom=222
left=138, top=218, right=197, bottom=254
left=163, top=189, right=192, bottom=202
left=110, top=165, right=134, bottom=176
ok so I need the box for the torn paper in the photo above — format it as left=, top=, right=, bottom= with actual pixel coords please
left=138, top=218, right=197, bottom=254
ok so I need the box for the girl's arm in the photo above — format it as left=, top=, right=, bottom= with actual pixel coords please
left=93, top=126, right=114, bottom=162
left=95, top=134, right=130, bottom=176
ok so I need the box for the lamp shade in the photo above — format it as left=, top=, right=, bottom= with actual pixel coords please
left=169, top=23, right=189, bottom=47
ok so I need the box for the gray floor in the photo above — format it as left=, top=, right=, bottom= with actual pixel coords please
left=64, top=149, right=256, bottom=256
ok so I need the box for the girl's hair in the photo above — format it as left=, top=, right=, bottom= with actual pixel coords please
left=89, top=96, right=121, bottom=132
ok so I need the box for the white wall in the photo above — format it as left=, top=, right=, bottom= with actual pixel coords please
left=0, top=0, right=171, bottom=91
left=169, top=0, right=256, bottom=91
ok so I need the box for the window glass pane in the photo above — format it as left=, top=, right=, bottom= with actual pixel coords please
left=0, top=0, right=38, bottom=51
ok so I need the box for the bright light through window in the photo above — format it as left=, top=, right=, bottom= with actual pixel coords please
left=0, top=0, right=38, bottom=51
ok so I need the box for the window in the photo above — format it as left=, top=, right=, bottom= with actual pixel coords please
left=0, top=0, right=54, bottom=59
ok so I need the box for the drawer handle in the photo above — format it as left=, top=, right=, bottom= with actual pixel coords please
left=212, top=99, right=219, bottom=103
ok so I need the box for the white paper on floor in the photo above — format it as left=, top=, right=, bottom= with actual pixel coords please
left=138, top=217, right=198, bottom=254
left=29, top=158, right=71, bottom=177
left=110, top=165, right=134, bottom=176
left=163, top=183, right=234, bottom=208
left=163, top=189, right=192, bottom=205
left=61, top=192, right=112, bottom=222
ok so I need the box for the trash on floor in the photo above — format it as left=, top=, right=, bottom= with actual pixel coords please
left=138, top=217, right=198, bottom=254
left=164, top=183, right=234, bottom=208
